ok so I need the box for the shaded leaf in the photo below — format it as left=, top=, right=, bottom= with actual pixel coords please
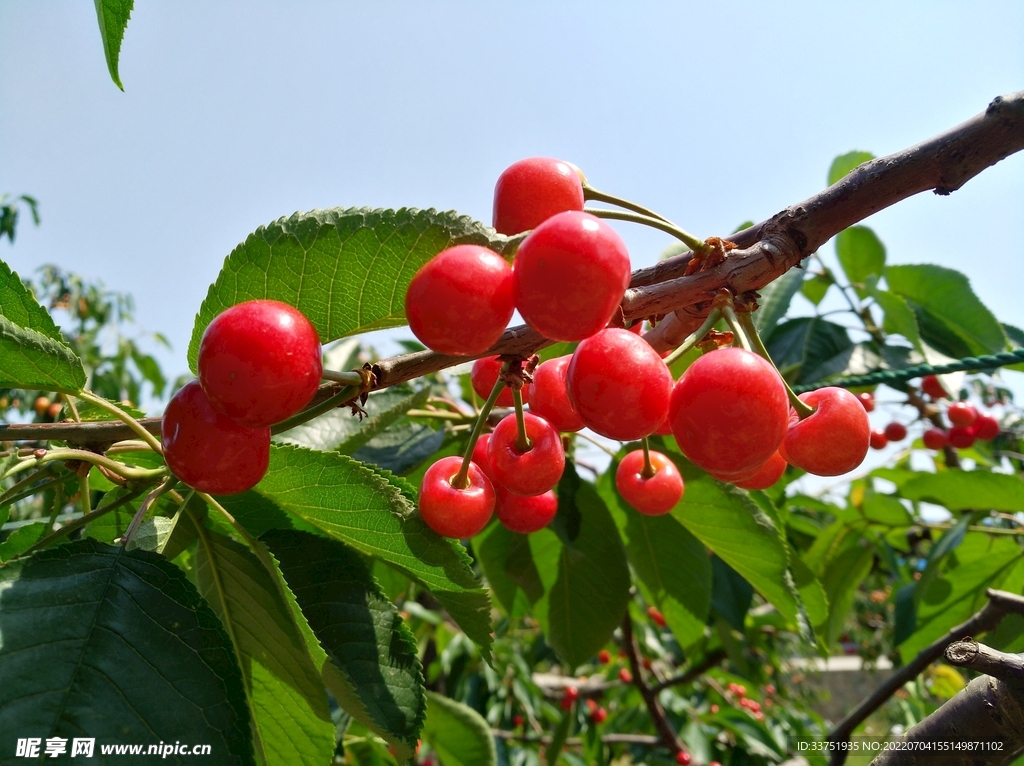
left=753, top=269, right=804, bottom=341
left=353, top=421, right=447, bottom=476
left=421, top=691, right=497, bottom=766
left=711, top=555, right=753, bottom=631
left=473, top=521, right=531, bottom=619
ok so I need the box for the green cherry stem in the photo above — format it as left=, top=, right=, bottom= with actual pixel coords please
left=31, top=448, right=168, bottom=483
left=270, top=384, right=360, bottom=434
left=640, top=437, right=656, bottom=479
left=583, top=208, right=705, bottom=252
left=453, top=365, right=508, bottom=490
left=661, top=308, right=723, bottom=367
left=321, top=369, right=366, bottom=386
left=121, top=476, right=178, bottom=547
left=720, top=304, right=752, bottom=353
left=78, top=473, right=91, bottom=515
left=736, top=311, right=816, bottom=419
left=75, top=390, right=164, bottom=454
left=22, top=487, right=146, bottom=556
left=512, top=388, right=532, bottom=453
left=582, top=185, right=673, bottom=224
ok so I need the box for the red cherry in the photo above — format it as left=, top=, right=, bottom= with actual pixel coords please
left=780, top=387, right=871, bottom=476
left=618, top=668, right=632, bottom=683
left=710, top=762, right=723, bottom=766
left=733, top=451, right=788, bottom=491
left=947, top=402, right=978, bottom=428
left=418, top=456, right=495, bottom=538
left=614, top=450, right=683, bottom=515
left=709, top=704, right=719, bottom=714
left=647, top=606, right=667, bottom=628
left=487, top=412, right=565, bottom=496
left=765, top=684, right=776, bottom=695
left=472, top=433, right=495, bottom=482
left=857, top=392, right=875, bottom=412
left=585, top=699, right=598, bottom=713
left=492, top=157, right=585, bottom=236
left=564, top=685, right=579, bottom=702
left=670, top=348, right=790, bottom=477
left=947, top=426, right=976, bottom=449
left=162, top=380, right=270, bottom=495
left=598, top=650, right=611, bottom=664
left=971, top=413, right=1000, bottom=441
left=676, top=752, right=691, bottom=765
left=869, top=430, right=888, bottom=450
left=513, top=211, right=631, bottom=341
left=198, top=300, right=322, bottom=428
left=527, top=356, right=585, bottom=432
left=512, top=715, right=524, bottom=727
left=883, top=422, right=908, bottom=442
left=921, top=374, right=947, bottom=399
left=559, top=697, right=574, bottom=710
left=471, top=356, right=526, bottom=408
left=591, top=707, right=608, bottom=724
left=567, top=329, right=672, bottom=441
left=405, top=245, right=514, bottom=356
left=495, top=487, right=558, bottom=534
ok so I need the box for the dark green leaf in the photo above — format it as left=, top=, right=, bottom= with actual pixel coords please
left=753, top=269, right=804, bottom=341
left=0, top=540, right=253, bottom=762
left=264, top=529, right=425, bottom=760
left=899, top=471, right=1024, bottom=512
left=835, top=226, right=885, bottom=296
left=473, top=522, right=531, bottom=619
left=711, top=555, right=753, bottom=631
left=892, top=582, right=917, bottom=645
left=252, top=444, right=492, bottom=658
left=801, top=340, right=884, bottom=385
left=421, top=691, right=497, bottom=766
left=93, top=0, right=133, bottom=90
left=827, top=151, right=874, bottom=186
left=353, top=421, right=447, bottom=476
left=188, top=208, right=514, bottom=372
left=821, top=544, right=874, bottom=647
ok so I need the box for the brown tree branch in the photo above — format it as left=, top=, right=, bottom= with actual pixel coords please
left=945, top=639, right=1024, bottom=686
left=492, top=729, right=660, bottom=746
left=827, top=589, right=1024, bottom=766
left=621, top=613, right=686, bottom=756
left=650, top=648, right=728, bottom=695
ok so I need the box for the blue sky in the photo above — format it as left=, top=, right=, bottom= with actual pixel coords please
left=2, top=2, right=1022, bottom=407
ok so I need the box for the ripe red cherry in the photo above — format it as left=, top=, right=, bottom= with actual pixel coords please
left=947, top=426, right=976, bottom=449
left=487, top=412, right=565, bottom=496
left=471, top=356, right=526, bottom=408
left=619, top=668, right=632, bottom=684
left=592, top=707, right=608, bottom=724
left=567, top=329, right=672, bottom=441
left=869, top=430, right=888, bottom=450
left=564, top=686, right=579, bottom=702
left=513, top=211, right=631, bottom=341
left=492, top=157, right=585, bottom=235
left=780, top=387, right=871, bottom=476
left=527, top=356, right=585, bottom=432
left=733, top=451, right=788, bottom=491
left=162, top=380, right=270, bottom=495
left=971, top=413, right=1000, bottom=440
left=883, top=422, right=908, bottom=442
left=472, top=433, right=495, bottom=482
left=418, top=456, right=495, bottom=538
left=405, top=245, right=514, bottom=356
left=614, top=449, right=683, bottom=515
left=512, top=715, right=524, bottom=727
left=495, top=487, right=558, bottom=534
left=670, top=348, right=790, bottom=477
left=598, top=649, right=611, bottom=664
left=921, top=374, right=947, bottom=399
left=676, top=752, right=692, bottom=765
left=947, top=402, right=978, bottom=428
left=198, top=299, right=322, bottom=428
left=647, top=606, right=667, bottom=628
left=857, top=392, right=875, bottom=412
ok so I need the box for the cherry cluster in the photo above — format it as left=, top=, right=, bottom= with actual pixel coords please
left=162, top=300, right=322, bottom=495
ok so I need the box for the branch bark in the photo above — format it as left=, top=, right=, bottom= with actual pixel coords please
left=621, top=613, right=686, bottom=756
left=827, top=589, right=1024, bottom=766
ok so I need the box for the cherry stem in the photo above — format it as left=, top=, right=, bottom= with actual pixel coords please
left=583, top=207, right=705, bottom=253
left=661, top=308, right=722, bottom=367
left=270, top=384, right=360, bottom=434
left=736, top=311, right=816, bottom=419
left=512, top=388, right=532, bottom=453
left=121, top=476, right=177, bottom=547
left=640, top=438, right=656, bottom=479
left=21, top=487, right=146, bottom=556
left=76, top=390, right=164, bottom=454
left=453, top=364, right=508, bottom=490
left=582, top=185, right=673, bottom=224
left=29, top=447, right=168, bottom=483
left=720, top=304, right=752, bottom=352
left=321, top=369, right=366, bottom=386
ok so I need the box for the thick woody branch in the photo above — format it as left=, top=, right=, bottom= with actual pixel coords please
left=945, top=639, right=1024, bottom=686
left=828, top=589, right=1024, bottom=766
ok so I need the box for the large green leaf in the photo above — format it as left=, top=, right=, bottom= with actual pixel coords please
left=0, top=261, right=85, bottom=392
left=753, top=269, right=804, bottom=341
left=353, top=421, right=447, bottom=476
left=93, top=0, right=133, bottom=90
left=598, top=464, right=711, bottom=648
left=835, top=225, right=885, bottom=296
left=0, top=540, right=253, bottom=763
left=473, top=521, right=532, bottom=619
left=251, top=444, right=492, bottom=658
left=275, top=385, right=429, bottom=454
left=827, top=151, right=874, bottom=186
left=421, top=691, right=496, bottom=766
left=898, top=471, right=1024, bottom=512
left=820, top=543, right=874, bottom=647
left=884, top=264, right=1008, bottom=358
left=528, top=465, right=631, bottom=668
left=263, top=529, right=425, bottom=761
left=764, top=317, right=852, bottom=384
left=192, top=523, right=335, bottom=766
left=187, top=208, right=512, bottom=371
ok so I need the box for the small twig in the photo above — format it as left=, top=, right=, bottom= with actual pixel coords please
left=650, top=649, right=728, bottom=695
left=621, top=613, right=685, bottom=756
left=491, top=730, right=660, bottom=746
left=945, top=639, right=1024, bottom=685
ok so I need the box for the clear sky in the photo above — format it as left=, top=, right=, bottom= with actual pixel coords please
left=2, top=2, right=1022, bottom=408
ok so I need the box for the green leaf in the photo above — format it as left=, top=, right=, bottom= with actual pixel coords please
left=252, top=444, right=492, bottom=659
left=753, top=269, right=804, bottom=341
left=192, top=523, right=336, bottom=766
left=861, top=488, right=913, bottom=527
left=710, top=555, right=753, bottom=631
left=473, top=522, right=531, bottom=619
left=820, top=543, right=874, bottom=647
left=353, top=421, right=447, bottom=476
left=93, top=0, right=133, bottom=90
left=598, top=465, right=711, bottom=648
left=884, top=264, right=1008, bottom=357
left=528, top=465, right=630, bottom=668
left=801, top=270, right=833, bottom=306
left=0, top=539, right=254, bottom=762
left=765, top=317, right=852, bottom=384
left=421, top=691, right=497, bottom=766
left=835, top=226, right=885, bottom=296
left=263, top=529, right=425, bottom=761
left=899, top=471, right=1024, bottom=512
left=187, top=208, right=514, bottom=372
left=827, top=151, right=874, bottom=186
left=275, top=385, right=429, bottom=454
left=0, top=261, right=86, bottom=392
left=0, top=522, right=49, bottom=562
